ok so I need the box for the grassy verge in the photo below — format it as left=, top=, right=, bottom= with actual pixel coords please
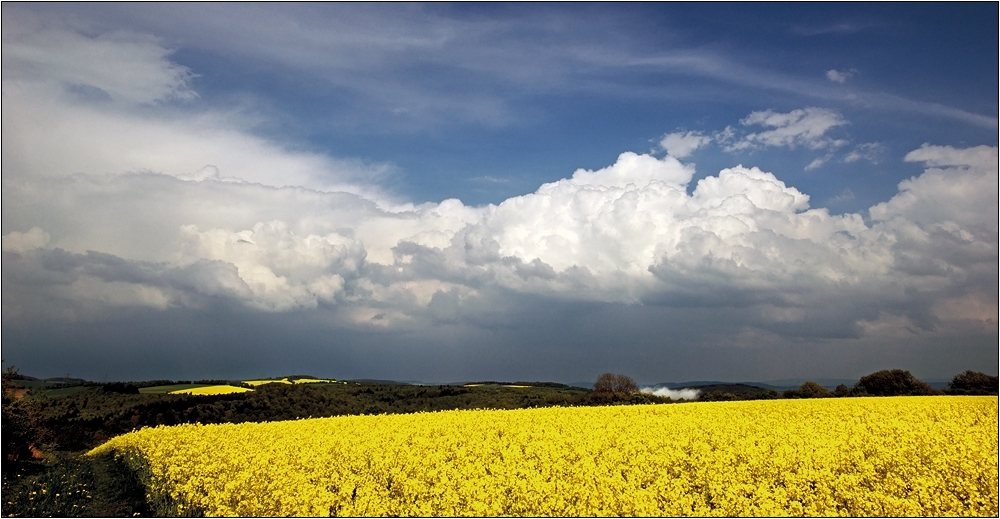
left=2, top=452, right=150, bottom=517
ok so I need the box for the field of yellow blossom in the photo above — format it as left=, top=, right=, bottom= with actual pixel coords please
left=168, top=385, right=253, bottom=395
left=88, top=396, right=998, bottom=517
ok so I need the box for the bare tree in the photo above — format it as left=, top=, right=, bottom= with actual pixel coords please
left=594, top=373, right=638, bottom=394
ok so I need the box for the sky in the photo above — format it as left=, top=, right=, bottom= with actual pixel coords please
left=2, top=3, right=997, bottom=384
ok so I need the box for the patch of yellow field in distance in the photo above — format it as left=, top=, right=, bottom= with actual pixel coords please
left=169, top=385, right=253, bottom=395
left=243, top=379, right=292, bottom=386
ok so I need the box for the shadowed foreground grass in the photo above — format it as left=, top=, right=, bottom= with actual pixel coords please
left=2, top=452, right=149, bottom=517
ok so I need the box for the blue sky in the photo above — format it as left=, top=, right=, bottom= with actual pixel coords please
left=163, top=2, right=995, bottom=208
left=2, top=3, right=996, bottom=384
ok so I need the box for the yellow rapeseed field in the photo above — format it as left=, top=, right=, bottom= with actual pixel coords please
left=243, top=379, right=293, bottom=386
left=168, top=385, right=252, bottom=395
left=89, top=396, right=998, bottom=517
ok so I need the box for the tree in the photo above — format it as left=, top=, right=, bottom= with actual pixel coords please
left=833, top=384, right=851, bottom=397
left=851, top=369, right=937, bottom=396
left=102, top=382, right=140, bottom=395
left=698, top=391, right=738, bottom=402
left=947, top=371, right=998, bottom=395
left=3, top=366, right=37, bottom=465
left=783, top=381, right=833, bottom=399
left=593, top=373, right=638, bottom=394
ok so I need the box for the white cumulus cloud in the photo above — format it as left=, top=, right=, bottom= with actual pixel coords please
left=178, top=221, right=366, bottom=311
left=825, top=69, right=854, bottom=84
left=872, top=144, right=998, bottom=228
left=3, top=21, right=195, bottom=105
left=7, top=142, right=995, bottom=342
left=843, top=142, right=884, bottom=164
left=804, top=155, right=831, bottom=171
left=1, top=227, right=50, bottom=253
left=1, top=23, right=397, bottom=203
left=659, top=131, right=712, bottom=158
left=903, top=143, right=999, bottom=169
left=725, top=107, right=848, bottom=152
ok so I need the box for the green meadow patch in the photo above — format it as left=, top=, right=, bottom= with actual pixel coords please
left=137, top=384, right=211, bottom=394
left=41, top=386, right=90, bottom=397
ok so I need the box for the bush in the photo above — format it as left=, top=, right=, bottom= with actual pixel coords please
left=851, top=369, right=938, bottom=397
left=3, top=367, right=39, bottom=465
left=699, top=391, right=739, bottom=402
left=783, top=381, right=833, bottom=399
left=947, top=371, right=999, bottom=395
left=833, top=384, right=850, bottom=397
left=593, top=373, right=638, bottom=394
left=101, top=383, right=139, bottom=395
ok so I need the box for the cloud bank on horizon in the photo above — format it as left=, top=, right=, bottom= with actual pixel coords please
left=2, top=4, right=996, bottom=383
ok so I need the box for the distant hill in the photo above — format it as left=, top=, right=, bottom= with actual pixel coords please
left=648, top=380, right=733, bottom=390
left=646, top=380, right=791, bottom=391
left=756, top=378, right=851, bottom=389
left=44, top=377, right=90, bottom=385
left=7, top=378, right=91, bottom=391
left=5, top=373, right=39, bottom=381
left=652, top=379, right=845, bottom=391
left=344, top=378, right=412, bottom=385
left=680, top=383, right=780, bottom=401
left=650, top=378, right=952, bottom=392
left=758, top=378, right=950, bottom=390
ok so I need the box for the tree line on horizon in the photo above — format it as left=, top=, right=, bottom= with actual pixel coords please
left=595, top=369, right=997, bottom=400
